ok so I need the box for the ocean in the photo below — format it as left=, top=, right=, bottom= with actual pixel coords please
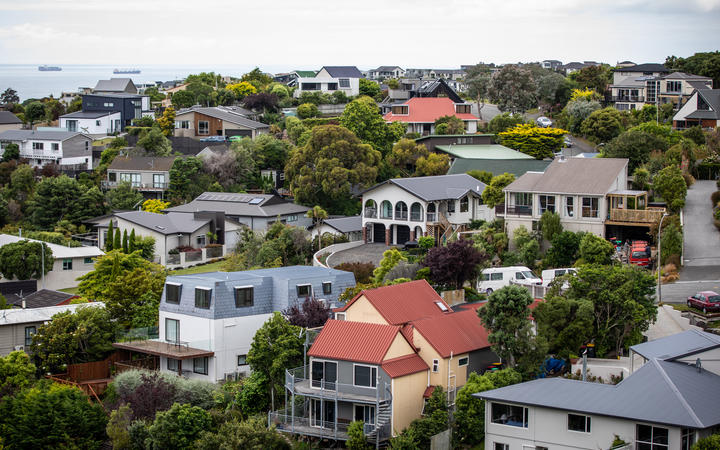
left=0, top=64, right=289, bottom=102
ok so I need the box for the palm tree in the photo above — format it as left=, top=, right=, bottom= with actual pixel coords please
left=306, top=206, right=328, bottom=252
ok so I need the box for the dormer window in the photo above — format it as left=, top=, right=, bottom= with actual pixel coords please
left=455, top=104, right=472, bottom=114
left=234, top=286, right=254, bottom=308
left=195, top=287, right=212, bottom=309
left=165, top=282, right=181, bottom=304
left=391, top=105, right=409, bottom=115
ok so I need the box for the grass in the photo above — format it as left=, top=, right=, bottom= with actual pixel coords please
left=92, top=137, right=115, bottom=147
left=169, top=259, right=226, bottom=275
left=670, top=304, right=691, bottom=312
left=59, top=287, right=80, bottom=294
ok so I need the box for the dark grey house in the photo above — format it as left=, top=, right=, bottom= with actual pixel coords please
left=81, top=93, right=152, bottom=130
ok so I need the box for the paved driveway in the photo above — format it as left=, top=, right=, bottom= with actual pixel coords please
left=326, top=243, right=394, bottom=268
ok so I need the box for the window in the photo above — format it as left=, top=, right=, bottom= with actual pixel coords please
left=447, top=200, right=455, bottom=213
left=395, top=201, right=408, bottom=220
left=326, top=83, right=338, bottom=91
left=491, top=402, right=528, bottom=428
left=297, top=284, right=312, bottom=298
left=193, top=356, right=208, bottom=375
left=494, top=444, right=509, bottom=450
left=84, top=257, right=94, bottom=264
left=354, top=365, right=377, bottom=387
left=51, top=143, right=59, bottom=151
left=636, top=424, right=668, bottom=450
left=681, top=428, right=694, bottom=450
left=287, top=215, right=297, bottom=222
left=165, top=318, right=179, bottom=343
left=322, top=282, right=332, bottom=295
left=153, top=173, right=165, bottom=188
left=103, top=102, right=114, bottom=107
left=234, top=286, right=254, bottom=308
left=458, top=357, right=468, bottom=366
left=339, top=78, right=350, bottom=88
left=198, top=121, right=209, bottom=135
left=455, top=104, right=472, bottom=114
left=335, top=312, right=346, bottom=321
left=460, top=196, right=469, bottom=213
left=355, top=404, right=376, bottom=425
left=312, top=360, right=337, bottom=389
left=380, top=200, right=392, bottom=218
left=119, top=172, right=141, bottom=186
left=195, top=287, right=212, bottom=309
left=167, top=358, right=179, bottom=371
left=581, top=197, right=599, bottom=218
left=196, top=235, right=206, bottom=247
left=95, top=120, right=101, bottom=126
left=391, top=105, right=409, bottom=115
left=667, top=80, right=682, bottom=93
left=62, top=258, right=73, bottom=270
left=166, top=283, right=181, bottom=304
left=32, top=142, right=44, bottom=150
left=67, top=120, right=78, bottom=132
left=565, top=196, right=574, bottom=217
left=237, top=355, right=247, bottom=366
left=25, top=326, right=36, bottom=347
left=177, top=120, right=189, bottom=129
left=432, top=359, right=439, bottom=372
left=539, top=195, right=556, bottom=214
left=568, top=414, right=591, bottom=433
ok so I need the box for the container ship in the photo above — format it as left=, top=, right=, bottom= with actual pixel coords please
left=113, top=68, right=141, bottom=74
left=38, top=65, right=62, bottom=71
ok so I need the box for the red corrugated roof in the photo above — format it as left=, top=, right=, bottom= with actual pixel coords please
left=381, top=354, right=429, bottom=378
left=383, top=97, right=479, bottom=124
left=337, top=280, right=451, bottom=325
left=307, top=320, right=401, bottom=364
left=412, top=308, right=491, bottom=358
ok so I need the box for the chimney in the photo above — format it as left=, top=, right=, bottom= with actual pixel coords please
left=21, top=299, right=26, bottom=309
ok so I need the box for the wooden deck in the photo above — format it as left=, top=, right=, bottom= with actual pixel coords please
left=113, top=340, right=214, bottom=359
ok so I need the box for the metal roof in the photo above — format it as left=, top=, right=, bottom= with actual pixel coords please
left=662, top=72, right=712, bottom=81
left=0, top=129, right=89, bottom=142
left=318, top=216, right=362, bottom=233
left=411, top=307, right=491, bottom=357
left=477, top=358, right=720, bottom=429
left=436, top=144, right=534, bottom=160
left=308, top=320, right=402, bottom=364
left=113, top=211, right=210, bottom=235
left=175, top=107, right=268, bottom=129
left=364, top=174, right=486, bottom=202
left=381, top=354, right=429, bottom=378
left=93, top=78, right=136, bottom=92
left=165, top=192, right=309, bottom=217
left=0, top=111, right=22, bottom=124
left=631, top=329, right=720, bottom=361
left=60, top=111, right=118, bottom=119
left=320, top=66, right=363, bottom=78
left=0, top=303, right=103, bottom=326
left=7, top=289, right=77, bottom=309
left=685, top=90, right=720, bottom=120
left=616, top=63, right=669, bottom=73
left=505, top=158, right=628, bottom=195
left=170, top=265, right=352, bottom=283
left=0, top=234, right=104, bottom=259
left=107, top=156, right=177, bottom=172
left=447, top=158, right=552, bottom=178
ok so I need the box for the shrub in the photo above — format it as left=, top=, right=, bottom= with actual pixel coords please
left=710, top=191, right=720, bottom=207
left=682, top=173, right=695, bottom=187
left=296, top=103, right=319, bottom=119
left=418, top=235, right=435, bottom=250
left=335, top=261, right=375, bottom=284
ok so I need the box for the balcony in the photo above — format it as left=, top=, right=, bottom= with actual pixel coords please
left=102, top=181, right=169, bottom=191
left=608, top=207, right=666, bottom=225
left=410, top=211, right=423, bottom=222
left=270, top=409, right=391, bottom=442
left=427, top=212, right=437, bottom=222
left=609, top=96, right=645, bottom=103
left=364, top=208, right=377, bottom=219
left=285, top=366, right=391, bottom=403
left=165, top=245, right=226, bottom=269
left=504, top=205, right=533, bottom=216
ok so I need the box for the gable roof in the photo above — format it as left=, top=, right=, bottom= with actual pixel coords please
left=94, top=78, right=136, bottom=92
left=383, top=97, right=478, bottom=124
left=616, top=63, right=669, bottom=73
left=631, top=329, right=720, bottom=361
left=176, top=107, right=268, bottom=129
left=411, top=307, right=491, bottom=357
left=414, top=78, right=464, bottom=103
left=447, top=158, right=552, bottom=178
left=661, top=72, right=712, bottom=81
left=436, top=144, right=534, bottom=160
left=365, top=174, right=485, bottom=202
left=321, top=66, right=363, bottom=78
left=504, top=158, right=627, bottom=195
left=0, top=234, right=103, bottom=259
left=374, top=66, right=403, bottom=72
left=381, top=354, right=429, bottom=378
left=114, top=211, right=210, bottom=235
left=0, top=129, right=89, bottom=142
left=107, top=156, right=177, bottom=172
left=0, top=111, right=22, bottom=124
left=7, top=289, right=77, bottom=309
left=336, top=280, right=451, bottom=325
left=0, top=303, right=104, bottom=326
left=318, top=216, right=362, bottom=234
left=308, top=320, right=402, bottom=364
left=686, top=89, right=720, bottom=120
left=165, top=192, right=310, bottom=217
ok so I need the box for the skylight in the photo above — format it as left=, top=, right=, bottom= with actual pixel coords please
left=435, top=301, right=448, bottom=312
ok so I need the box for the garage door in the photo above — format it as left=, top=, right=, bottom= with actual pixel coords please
left=372, top=223, right=385, bottom=243
left=396, top=225, right=410, bottom=245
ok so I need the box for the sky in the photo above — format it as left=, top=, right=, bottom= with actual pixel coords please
left=0, top=0, right=719, bottom=70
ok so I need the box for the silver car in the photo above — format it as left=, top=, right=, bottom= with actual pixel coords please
left=536, top=116, right=552, bottom=128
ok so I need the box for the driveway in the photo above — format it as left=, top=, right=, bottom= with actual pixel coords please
left=326, top=243, right=394, bottom=268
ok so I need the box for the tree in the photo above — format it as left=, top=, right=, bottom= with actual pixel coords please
left=0, top=381, right=107, bottom=449
left=498, top=124, right=567, bottom=159
left=24, top=101, right=47, bottom=127
left=68, top=186, right=107, bottom=224
left=243, top=92, right=280, bottom=113
left=142, top=199, right=170, bottom=214
left=601, top=130, right=669, bottom=172
left=570, top=65, right=612, bottom=93
left=482, top=172, right=515, bottom=207
left=114, top=229, right=122, bottom=250
left=283, top=297, right=331, bottom=328
left=9, top=163, right=36, bottom=204
left=246, top=313, right=304, bottom=410
left=241, top=68, right=273, bottom=89
left=465, top=64, right=492, bottom=119
left=106, top=181, right=144, bottom=210
left=653, top=165, right=687, bottom=213
left=106, top=220, right=115, bottom=251
left=195, top=418, right=290, bottom=450
left=534, top=295, right=594, bottom=358
left=660, top=221, right=683, bottom=264
left=580, top=107, right=624, bottom=143
left=414, top=152, right=450, bottom=177
left=0, top=240, right=53, bottom=280
left=513, top=226, right=540, bottom=267
left=666, top=51, right=720, bottom=87
left=137, top=127, right=173, bottom=156
left=487, top=112, right=524, bottom=134
left=562, top=99, right=601, bottom=133
left=539, top=211, right=562, bottom=242
left=374, top=248, right=407, bottom=283
left=28, top=175, right=83, bottom=228
left=156, top=106, right=175, bottom=136
left=0, top=351, right=35, bottom=398
left=340, top=96, right=402, bottom=154
left=306, top=205, right=328, bottom=252
left=171, top=90, right=196, bottom=109
left=386, top=139, right=429, bottom=177
left=544, top=231, right=583, bottom=268
left=423, top=239, right=486, bottom=289
left=347, top=420, right=371, bottom=450
left=122, top=229, right=129, bottom=253
left=1, top=142, right=19, bottom=162
left=107, top=404, right=133, bottom=450
left=1, top=87, right=19, bottom=104
left=285, top=125, right=382, bottom=214
left=30, top=306, right=121, bottom=373
left=488, top=65, right=538, bottom=113
left=536, top=71, right=572, bottom=110
left=359, top=78, right=382, bottom=99
left=478, top=285, right=548, bottom=374
left=169, top=156, right=207, bottom=203
left=296, top=102, right=319, bottom=119
left=146, top=403, right=212, bottom=450
left=578, top=233, right=614, bottom=265
left=227, top=81, right=257, bottom=99
left=434, top=115, right=465, bottom=135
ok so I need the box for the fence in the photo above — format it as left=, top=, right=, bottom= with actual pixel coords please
left=185, top=250, right=202, bottom=262
left=205, top=245, right=223, bottom=258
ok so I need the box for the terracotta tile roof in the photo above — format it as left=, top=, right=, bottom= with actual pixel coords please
left=412, top=308, right=491, bottom=357
left=307, top=320, right=401, bottom=364
left=423, top=385, right=436, bottom=398
left=336, top=280, right=451, bottom=325
left=383, top=97, right=479, bottom=124
left=381, top=354, right=429, bottom=378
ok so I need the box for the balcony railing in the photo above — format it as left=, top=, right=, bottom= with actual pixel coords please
left=102, top=181, right=169, bottom=190
left=364, top=208, right=377, bottom=218
left=609, top=96, right=645, bottom=102
left=410, top=211, right=423, bottom=221
left=505, top=205, right=533, bottom=216
left=285, top=366, right=391, bottom=403
left=495, top=204, right=506, bottom=215
left=394, top=211, right=408, bottom=221
left=269, top=409, right=390, bottom=442
left=609, top=207, right=666, bottom=224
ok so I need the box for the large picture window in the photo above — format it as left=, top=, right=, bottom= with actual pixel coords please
left=568, top=413, right=591, bottom=433
left=491, top=402, right=528, bottom=428
left=195, top=287, right=212, bottom=309
left=582, top=197, right=599, bottom=218
left=234, top=286, right=254, bottom=308
left=165, top=318, right=179, bottom=343
left=354, top=365, right=377, bottom=387
left=165, top=283, right=181, bottom=304
left=193, top=356, right=208, bottom=375
left=636, top=424, right=668, bottom=450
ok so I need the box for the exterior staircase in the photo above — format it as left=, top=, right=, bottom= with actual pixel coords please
left=366, top=400, right=392, bottom=445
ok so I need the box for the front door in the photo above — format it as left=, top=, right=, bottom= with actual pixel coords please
left=310, top=399, right=335, bottom=427
left=311, top=360, right=337, bottom=390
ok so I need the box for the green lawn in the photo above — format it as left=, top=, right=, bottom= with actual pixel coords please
left=59, top=287, right=80, bottom=294
left=169, top=259, right=227, bottom=275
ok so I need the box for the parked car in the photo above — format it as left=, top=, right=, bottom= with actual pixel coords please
left=541, top=268, right=577, bottom=287
left=536, top=116, right=552, bottom=128
left=629, top=241, right=651, bottom=267
left=477, top=266, right=542, bottom=294
left=687, top=291, right=720, bottom=314
left=402, top=240, right=418, bottom=250
left=228, top=135, right=245, bottom=142
left=199, top=136, right=226, bottom=142
left=564, top=136, right=573, bottom=147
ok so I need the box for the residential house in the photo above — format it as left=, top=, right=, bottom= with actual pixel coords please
left=113, top=266, right=356, bottom=381
left=0, top=111, right=22, bottom=132
left=0, top=129, right=94, bottom=171
left=616, top=60, right=636, bottom=68
left=381, top=78, right=464, bottom=113
left=362, top=174, right=492, bottom=245
left=165, top=192, right=312, bottom=232
left=608, top=63, right=670, bottom=111
left=442, top=144, right=553, bottom=177
left=0, top=234, right=104, bottom=290
left=500, top=157, right=665, bottom=240
left=94, top=211, right=239, bottom=267
left=673, top=89, right=720, bottom=130
left=59, top=111, right=122, bottom=135
left=477, top=330, right=720, bottom=450
left=81, top=93, right=153, bottom=130
left=657, top=72, right=713, bottom=110
left=196, top=144, right=231, bottom=160
left=160, top=82, right=188, bottom=108
left=293, top=66, right=363, bottom=98
left=415, top=133, right=494, bottom=152
left=93, top=78, right=138, bottom=95
left=102, top=155, right=176, bottom=199
left=630, top=329, right=720, bottom=376
left=0, top=303, right=104, bottom=356
left=383, top=97, right=480, bottom=135
left=561, top=61, right=602, bottom=76
left=310, top=216, right=363, bottom=242
left=4, top=289, right=78, bottom=309
left=541, top=60, right=563, bottom=71
left=174, top=106, right=269, bottom=139
left=282, top=70, right=318, bottom=86
left=368, top=66, right=406, bottom=80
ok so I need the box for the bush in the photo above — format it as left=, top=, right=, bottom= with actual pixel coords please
left=296, top=103, right=319, bottom=119
left=146, top=403, right=212, bottom=450
left=683, top=173, right=695, bottom=187
left=335, top=261, right=375, bottom=284
left=710, top=191, right=720, bottom=207
left=692, top=434, right=720, bottom=450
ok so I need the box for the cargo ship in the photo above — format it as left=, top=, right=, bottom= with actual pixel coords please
left=38, top=65, right=62, bottom=71
left=113, top=68, right=141, bottom=74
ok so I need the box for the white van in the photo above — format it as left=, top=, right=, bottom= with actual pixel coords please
left=477, top=266, right=542, bottom=294
left=541, top=268, right=577, bottom=287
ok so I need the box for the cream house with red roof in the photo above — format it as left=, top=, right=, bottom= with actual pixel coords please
left=383, top=97, right=480, bottom=135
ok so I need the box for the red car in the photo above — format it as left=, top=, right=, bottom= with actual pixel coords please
left=687, top=291, right=720, bottom=314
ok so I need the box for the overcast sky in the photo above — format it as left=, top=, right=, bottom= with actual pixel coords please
left=0, top=0, right=719, bottom=70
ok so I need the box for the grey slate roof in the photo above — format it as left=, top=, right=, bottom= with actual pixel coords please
left=374, top=66, right=402, bottom=72
left=631, top=329, right=720, bottom=360
left=447, top=158, right=552, bottom=177
left=477, top=358, right=720, bottom=428
left=686, top=90, right=720, bottom=120
left=616, top=63, right=669, bottom=73
left=7, top=289, right=77, bottom=309
left=0, top=129, right=88, bottom=142
left=84, top=93, right=143, bottom=99
left=165, top=192, right=310, bottom=217
left=60, top=111, right=117, bottom=119
left=108, top=156, right=177, bottom=172
left=662, top=72, right=712, bottom=80
left=115, top=211, right=210, bottom=235
left=0, top=111, right=22, bottom=124
left=94, top=78, right=135, bottom=92
left=321, top=66, right=363, bottom=78
left=175, top=107, right=268, bottom=129
left=505, top=158, right=628, bottom=195
left=319, top=216, right=362, bottom=233
left=366, top=174, right=486, bottom=201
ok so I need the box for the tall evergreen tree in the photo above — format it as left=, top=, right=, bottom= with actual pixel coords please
left=113, top=229, right=121, bottom=251
left=129, top=229, right=136, bottom=253
left=106, top=221, right=114, bottom=251
left=122, top=230, right=129, bottom=253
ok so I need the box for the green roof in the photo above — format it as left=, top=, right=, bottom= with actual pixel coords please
left=447, top=158, right=552, bottom=177
left=416, top=134, right=494, bottom=141
left=435, top=145, right=534, bottom=160
left=294, top=70, right=317, bottom=78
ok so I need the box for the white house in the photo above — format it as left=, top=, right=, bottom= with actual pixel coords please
left=293, top=66, right=362, bottom=98
left=310, top=216, right=363, bottom=242
left=0, top=234, right=104, bottom=291
left=0, top=129, right=94, bottom=171
left=59, top=111, right=122, bottom=135
left=113, top=266, right=356, bottom=382
left=368, top=66, right=406, bottom=80
left=673, top=89, right=720, bottom=130
left=361, top=174, right=492, bottom=246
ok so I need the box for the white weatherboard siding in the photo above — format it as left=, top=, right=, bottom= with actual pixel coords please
left=60, top=112, right=121, bottom=135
